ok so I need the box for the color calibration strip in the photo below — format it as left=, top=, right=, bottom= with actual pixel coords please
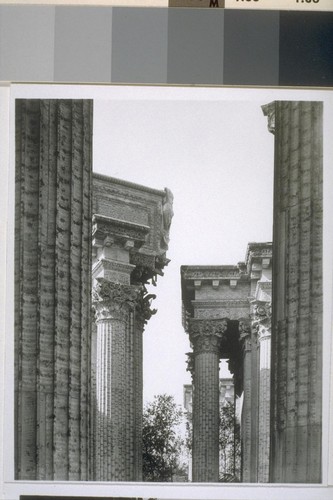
left=0, top=0, right=332, bottom=10
left=0, top=6, right=332, bottom=86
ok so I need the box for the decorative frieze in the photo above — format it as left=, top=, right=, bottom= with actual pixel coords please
left=182, top=266, right=242, bottom=281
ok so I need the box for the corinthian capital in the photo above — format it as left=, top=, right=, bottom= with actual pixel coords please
left=189, top=318, right=227, bottom=338
left=189, top=318, right=227, bottom=355
left=252, top=300, right=271, bottom=323
left=262, top=102, right=276, bottom=135
left=238, top=318, right=253, bottom=352
left=92, top=277, right=141, bottom=322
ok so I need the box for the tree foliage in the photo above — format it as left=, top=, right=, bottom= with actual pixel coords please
left=142, top=394, right=186, bottom=482
left=219, top=401, right=241, bottom=481
left=185, top=399, right=241, bottom=482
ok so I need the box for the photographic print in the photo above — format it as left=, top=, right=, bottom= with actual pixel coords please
left=3, top=84, right=332, bottom=500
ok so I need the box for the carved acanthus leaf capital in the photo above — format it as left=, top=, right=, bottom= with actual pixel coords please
left=189, top=318, right=227, bottom=355
left=238, top=318, right=251, bottom=338
left=135, top=287, right=157, bottom=331
left=251, top=300, right=272, bottom=342
left=189, top=318, right=228, bottom=338
left=262, top=102, right=276, bottom=135
left=186, top=352, right=195, bottom=378
left=92, top=277, right=142, bottom=322
left=238, top=318, right=253, bottom=352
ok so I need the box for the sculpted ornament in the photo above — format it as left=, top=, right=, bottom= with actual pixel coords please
left=189, top=318, right=228, bottom=337
left=238, top=319, right=251, bottom=338
left=92, top=277, right=141, bottom=322
left=186, top=352, right=195, bottom=377
left=189, top=319, right=227, bottom=355
left=238, top=319, right=252, bottom=352
left=160, top=188, right=174, bottom=250
left=193, top=334, right=222, bottom=355
left=251, top=300, right=272, bottom=341
left=135, top=286, right=157, bottom=330
left=252, top=300, right=271, bottom=321
left=261, top=102, right=275, bottom=135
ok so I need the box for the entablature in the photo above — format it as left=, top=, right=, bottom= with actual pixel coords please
left=181, top=265, right=247, bottom=282
left=92, top=214, right=150, bottom=251
left=245, top=242, right=273, bottom=276
left=93, top=173, right=173, bottom=257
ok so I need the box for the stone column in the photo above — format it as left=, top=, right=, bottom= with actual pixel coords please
left=252, top=301, right=271, bottom=483
left=263, top=101, right=323, bottom=482
left=189, top=318, right=226, bottom=482
left=93, top=279, right=141, bottom=481
left=90, top=208, right=169, bottom=481
left=15, top=99, right=93, bottom=480
left=239, top=320, right=254, bottom=483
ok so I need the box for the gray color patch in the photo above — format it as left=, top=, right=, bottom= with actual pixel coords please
left=111, top=8, right=168, bottom=84
left=167, top=8, right=224, bottom=85
left=223, top=10, right=279, bottom=86
left=0, top=6, right=55, bottom=82
left=54, top=7, right=112, bottom=83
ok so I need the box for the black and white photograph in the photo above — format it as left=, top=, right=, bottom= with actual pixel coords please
left=1, top=84, right=332, bottom=500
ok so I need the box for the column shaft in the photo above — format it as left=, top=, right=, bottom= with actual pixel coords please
left=257, top=331, right=271, bottom=482
left=269, top=101, right=323, bottom=482
left=92, top=280, right=145, bottom=481
left=95, top=313, right=134, bottom=481
left=133, top=319, right=143, bottom=481
left=240, top=334, right=252, bottom=482
left=192, top=347, right=220, bottom=482
left=15, top=99, right=93, bottom=480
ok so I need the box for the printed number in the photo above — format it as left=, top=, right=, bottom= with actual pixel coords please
left=296, top=0, right=320, bottom=3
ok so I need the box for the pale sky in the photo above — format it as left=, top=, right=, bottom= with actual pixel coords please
left=93, top=92, right=275, bottom=407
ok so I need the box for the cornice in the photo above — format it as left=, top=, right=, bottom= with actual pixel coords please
left=181, top=266, right=244, bottom=281
left=245, top=242, right=272, bottom=264
left=192, top=299, right=250, bottom=308
left=93, top=172, right=165, bottom=197
left=93, top=214, right=150, bottom=237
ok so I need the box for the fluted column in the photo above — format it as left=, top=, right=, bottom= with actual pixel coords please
left=15, top=99, right=93, bottom=480
left=257, top=325, right=271, bottom=482
left=252, top=301, right=271, bottom=483
left=189, top=319, right=226, bottom=482
left=93, top=279, right=141, bottom=481
left=263, top=101, right=323, bottom=482
left=239, top=320, right=254, bottom=483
